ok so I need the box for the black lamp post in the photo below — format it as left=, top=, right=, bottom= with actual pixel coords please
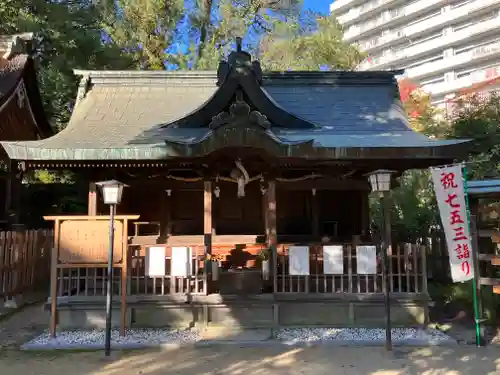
left=367, top=169, right=395, bottom=351
left=95, top=180, right=126, bottom=356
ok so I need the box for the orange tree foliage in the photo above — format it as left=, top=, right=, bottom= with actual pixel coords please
left=397, top=78, right=445, bottom=136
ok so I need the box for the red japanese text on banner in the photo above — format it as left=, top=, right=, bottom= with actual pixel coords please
left=430, top=165, right=474, bottom=283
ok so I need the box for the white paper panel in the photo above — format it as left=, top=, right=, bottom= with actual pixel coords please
left=145, top=246, right=166, bottom=277
left=323, top=245, right=344, bottom=274
left=356, top=245, right=377, bottom=275
left=289, top=246, right=310, bottom=275
left=171, top=247, right=193, bottom=277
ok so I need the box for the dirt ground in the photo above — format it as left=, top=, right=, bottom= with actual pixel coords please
left=0, top=304, right=499, bottom=375
left=0, top=345, right=499, bottom=375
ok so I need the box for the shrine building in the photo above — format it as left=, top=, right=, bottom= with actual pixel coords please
left=0, top=42, right=469, bottom=333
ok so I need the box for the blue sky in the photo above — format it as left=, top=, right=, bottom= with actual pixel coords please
left=303, top=0, right=330, bottom=14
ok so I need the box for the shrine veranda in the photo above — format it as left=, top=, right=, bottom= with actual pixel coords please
left=0, top=45, right=470, bottom=334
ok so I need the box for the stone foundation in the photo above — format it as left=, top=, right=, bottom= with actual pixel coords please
left=49, top=293, right=429, bottom=330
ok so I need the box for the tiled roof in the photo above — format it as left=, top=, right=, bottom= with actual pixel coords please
left=0, top=66, right=469, bottom=162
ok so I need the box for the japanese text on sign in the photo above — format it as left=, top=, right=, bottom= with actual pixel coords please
left=431, top=165, right=474, bottom=282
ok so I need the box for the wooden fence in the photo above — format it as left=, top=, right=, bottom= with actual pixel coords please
left=54, top=242, right=427, bottom=298
left=0, top=229, right=53, bottom=299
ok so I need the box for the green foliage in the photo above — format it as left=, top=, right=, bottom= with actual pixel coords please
left=370, top=170, right=440, bottom=242
left=259, top=14, right=365, bottom=71
left=101, top=0, right=184, bottom=69
left=1, top=0, right=133, bottom=131
left=447, top=92, right=500, bottom=179
left=428, top=280, right=500, bottom=324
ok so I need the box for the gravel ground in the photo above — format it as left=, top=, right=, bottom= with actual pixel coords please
left=0, top=304, right=499, bottom=374
left=23, top=327, right=455, bottom=349
left=276, top=327, right=452, bottom=343
left=1, top=345, right=500, bottom=375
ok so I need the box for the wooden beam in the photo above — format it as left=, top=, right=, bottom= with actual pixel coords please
left=50, top=219, right=60, bottom=338
left=266, top=180, right=277, bottom=293
left=203, top=181, right=212, bottom=295
left=88, top=182, right=97, bottom=215
left=44, top=215, right=140, bottom=221
left=311, top=190, right=319, bottom=237
left=121, top=218, right=129, bottom=336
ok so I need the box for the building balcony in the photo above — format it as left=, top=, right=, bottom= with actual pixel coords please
left=330, top=0, right=368, bottom=15
left=359, top=0, right=500, bottom=53
left=358, top=15, right=500, bottom=71
left=406, top=38, right=500, bottom=80
left=337, top=0, right=401, bottom=26
left=343, top=0, right=448, bottom=41
left=423, top=65, right=500, bottom=97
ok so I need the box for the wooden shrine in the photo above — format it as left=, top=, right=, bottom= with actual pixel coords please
left=1, top=41, right=470, bottom=333
left=0, top=33, right=53, bottom=226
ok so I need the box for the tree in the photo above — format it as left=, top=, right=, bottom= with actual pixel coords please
left=447, top=92, right=500, bottom=179
left=1, top=0, right=133, bottom=131
left=102, top=0, right=303, bottom=70
left=102, top=1, right=362, bottom=71
left=259, top=14, right=365, bottom=71
left=397, top=78, right=447, bottom=137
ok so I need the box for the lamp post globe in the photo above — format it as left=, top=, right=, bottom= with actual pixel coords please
left=95, top=180, right=126, bottom=205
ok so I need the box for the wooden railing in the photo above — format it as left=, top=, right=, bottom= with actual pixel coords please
left=53, top=242, right=427, bottom=298
left=0, top=229, right=53, bottom=299
left=276, top=243, right=427, bottom=294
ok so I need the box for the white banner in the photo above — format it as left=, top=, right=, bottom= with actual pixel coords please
left=323, top=245, right=344, bottom=274
left=356, top=246, right=377, bottom=274
left=431, top=165, right=474, bottom=283
left=171, top=247, right=193, bottom=277
left=289, top=246, right=310, bottom=275
left=145, top=247, right=166, bottom=277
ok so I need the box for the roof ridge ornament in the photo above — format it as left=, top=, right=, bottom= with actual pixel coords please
left=209, top=95, right=271, bottom=130
left=216, top=37, right=262, bottom=86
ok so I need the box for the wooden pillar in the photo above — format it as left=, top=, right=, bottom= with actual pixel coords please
left=311, top=189, right=319, bottom=238
left=266, top=181, right=277, bottom=293
left=203, top=181, right=213, bottom=295
left=4, top=167, right=12, bottom=222
left=88, top=182, right=97, bottom=215
left=50, top=218, right=60, bottom=338
left=361, top=190, right=370, bottom=239
left=166, top=191, right=173, bottom=237
left=5, top=161, right=22, bottom=226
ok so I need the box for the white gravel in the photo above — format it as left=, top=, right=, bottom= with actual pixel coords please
left=25, top=328, right=200, bottom=348
left=276, top=328, right=453, bottom=343
left=23, top=327, right=454, bottom=349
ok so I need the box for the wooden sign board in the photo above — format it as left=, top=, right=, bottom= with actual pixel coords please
left=58, top=219, right=123, bottom=263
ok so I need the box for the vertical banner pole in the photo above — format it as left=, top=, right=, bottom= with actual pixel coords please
left=462, top=165, right=483, bottom=347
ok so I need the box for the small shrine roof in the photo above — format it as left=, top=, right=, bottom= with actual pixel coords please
left=0, top=33, right=52, bottom=138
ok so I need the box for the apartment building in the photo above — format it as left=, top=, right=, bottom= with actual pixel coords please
left=330, top=0, right=500, bottom=107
